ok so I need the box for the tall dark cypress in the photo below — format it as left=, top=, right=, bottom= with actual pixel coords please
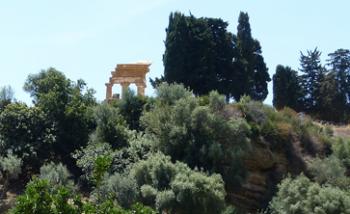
left=234, top=12, right=270, bottom=101
left=299, top=48, right=325, bottom=112
left=327, top=49, right=350, bottom=104
left=162, top=12, right=234, bottom=96
left=272, top=65, right=302, bottom=110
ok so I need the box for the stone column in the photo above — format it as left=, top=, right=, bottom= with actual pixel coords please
left=105, top=83, right=113, bottom=100
left=120, top=82, right=130, bottom=98
left=136, top=84, right=146, bottom=96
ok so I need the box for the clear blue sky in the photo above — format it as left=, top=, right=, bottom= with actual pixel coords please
left=1, top=0, right=349, bottom=104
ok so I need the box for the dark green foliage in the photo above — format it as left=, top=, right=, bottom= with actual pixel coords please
left=162, top=12, right=235, bottom=99
left=332, top=138, right=350, bottom=170
left=0, top=154, right=22, bottom=180
left=272, top=48, right=350, bottom=122
left=92, top=155, right=113, bottom=186
left=0, top=86, right=14, bottom=112
left=308, top=156, right=350, bottom=188
left=93, top=173, right=139, bottom=208
left=73, top=142, right=113, bottom=184
left=93, top=104, right=129, bottom=149
left=318, top=72, right=347, bottom=121
left=233, top=12, right=270, bottom=101
left=39, top=162, right=75, bottom=189
left=269, top=175, right=350, bottom=214
left=83, top=201, right=156, bottom=214
left=327, top=49, right=350, bottom=105
left=0, top=103, right=55, bottom=171
left=113, top=89, right=148, bottom=131
left=299, top=48, right=325, bottom=112
left=272, top=65, right=302, bottom=110
left=74, top=133, right=153, bottom=186
left=10, top=178, right=79, bottom=214
left=23, top=68, right=96, bottom=170
left=141, top=84, right=251, bottom=188
left=10, top=178, right=156, bottom=214
left=161, top=12, right=269, bottom=101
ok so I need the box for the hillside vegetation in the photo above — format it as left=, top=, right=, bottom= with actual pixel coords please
left=1, top=11, right=350, bottom=214
left=1, top=70, right=350, bottom=213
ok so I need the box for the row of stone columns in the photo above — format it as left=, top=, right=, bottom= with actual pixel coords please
left=105, top=82, right=146, bottom=100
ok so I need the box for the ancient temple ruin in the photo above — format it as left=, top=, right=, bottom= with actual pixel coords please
left=105, top=62, right=151, bottom=101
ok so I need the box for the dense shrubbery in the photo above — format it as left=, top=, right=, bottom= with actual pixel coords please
left=10, top=178, right=156, bottom=214
left=141, top=84, right=251, bottom=188
left=269, top=175, right=350, bottom=214
left=39, top=162, right=75, bottom=189
left=332, top=137, right=350, bottom=171
left=1, top=68, right=349, bottom=213
left=0, top=103, right=55, bottom=172
left=131, top=153, right=226, bottom=214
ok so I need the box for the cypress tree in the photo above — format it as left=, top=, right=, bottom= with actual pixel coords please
left=299, top=48, right=325, bottom=112
left=233, top=12, right=270, bottom=101
left=272, top=65, right=302, bottom=110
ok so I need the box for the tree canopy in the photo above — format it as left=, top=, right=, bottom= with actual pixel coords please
left=159, top=12, right=270, bottom=102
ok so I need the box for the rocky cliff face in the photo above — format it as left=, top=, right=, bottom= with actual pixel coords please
left=228, top=135, right=319, bottom=212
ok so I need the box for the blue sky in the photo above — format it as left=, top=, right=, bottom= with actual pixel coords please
left=0, top=0, right=349, bottom=104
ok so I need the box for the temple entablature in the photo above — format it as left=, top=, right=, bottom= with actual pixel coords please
left=105, top=62, right=151, bottom=101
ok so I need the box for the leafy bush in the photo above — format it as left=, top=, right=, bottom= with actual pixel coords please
left=93, top=173, right=138, bottom=208
left=10, top=178, right=155, bottom=214
left=269, top=174, right=350, bottom=214
left=0, top=86, right=14, bottom=112
left=141, top=84, right=251, bottom=188
left=39, top=162, right=75, bottom=189
left=155, top=83, right=193, bottom=105
left=308, top=156, right=349, bottom=188
left=0, top=153, right=22, bottom=180
left=93, top=104, right=129, bottom=148
left=73, top=142, right=113, bottom=184
left=92, top=155, right=113, bottom=186
left=0, top=103, right=55, bottom=170
left=170, top=170, right=226, bottom=214
left=208, top=91, right=225, bottom=112
left=113, top=89, right=148, bottom=131
left=238, top=96, right=268, bottom=125
left=131, top=153, right=226, bottom=214
left=10, top=178, right=79, bottom=214
left=332, top=137, right=350, bottom=170
left=23, top=68, right=96, bottom=170
left=140, top=185, right=158, bottom=205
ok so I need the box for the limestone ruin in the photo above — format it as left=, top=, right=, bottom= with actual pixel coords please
left=105, top=62, right=151, bottom=101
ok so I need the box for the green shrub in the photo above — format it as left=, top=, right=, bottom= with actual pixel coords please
left=308, top=156, right=349, bottom=188
left=73, top=142, right=113, bottom=184
left=0, top=103, right=55, bottom=170
left=0, top=153, right=22, bottom=180
left=140, top=185, right=158, bottom=205
left=155, top=83, right=193, bottom=105
left=208, top=91, right=225, bottom=112
left=113, top=89, right=148, bottom=131
left=141, top=84, right=251, bottom=189
left=10, top=178, right=156, bottom=214
left=131, top=153, right=226, bottom=214
left=238, top=96, right=268, bottom=125
left=93, top=173, right=138, bottom=208
left=269, top=174, right=350, bottom=214
left=93, top=104, right=129, bottom=149
left=332, top=138, right=350, bottom=169
left=10, top=178, right=79, bottom=214
left=93, top=155, right=112, bottom=186
left=39, top=162, right=75, bottom=189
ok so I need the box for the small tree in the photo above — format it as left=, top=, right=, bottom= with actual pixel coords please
left=273, top=65, right=302, bottom=111
left=0, top=86, right=14, bottom=112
